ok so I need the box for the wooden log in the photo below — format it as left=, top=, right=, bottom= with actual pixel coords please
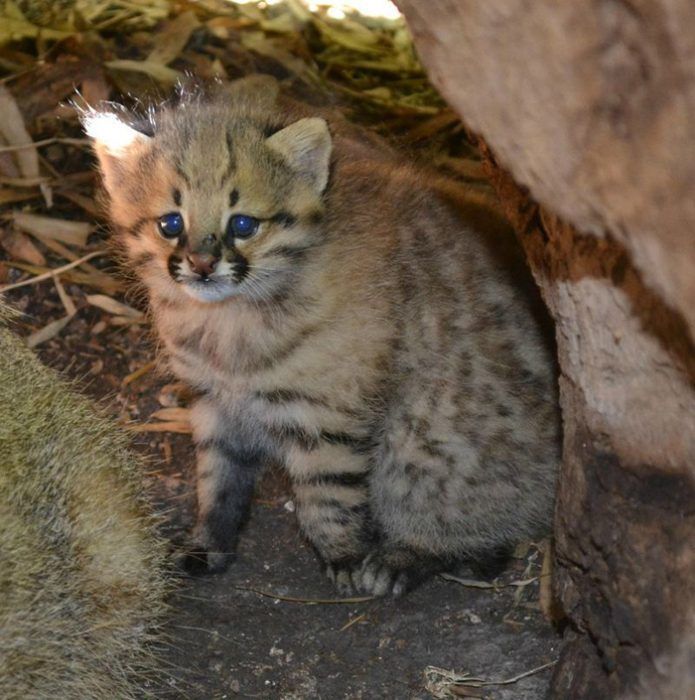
left=397, top=0, right=695, bottom=341
left=396, top=1, right=695, bottom=697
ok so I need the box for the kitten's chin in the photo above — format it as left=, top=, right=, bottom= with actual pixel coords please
left=180, top=280, right=240, bottom=303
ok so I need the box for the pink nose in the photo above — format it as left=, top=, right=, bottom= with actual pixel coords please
left=187, top=252, right=219, bottom=277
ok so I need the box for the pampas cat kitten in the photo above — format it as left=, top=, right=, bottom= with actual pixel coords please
left=85, top=76, right=560, bottom=596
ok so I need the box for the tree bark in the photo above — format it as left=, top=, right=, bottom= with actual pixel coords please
left=396, top=1, right=695, bottom=697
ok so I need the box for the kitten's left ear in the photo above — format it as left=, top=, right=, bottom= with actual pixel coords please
left=83, top=111, right=151, bottom=157
left=83, top=111, right=152, bottom=193
left=265, top=118, right=332, bottom=194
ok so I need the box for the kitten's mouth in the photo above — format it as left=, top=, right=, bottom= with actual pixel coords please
left=180, top=276, right=240, bottom=303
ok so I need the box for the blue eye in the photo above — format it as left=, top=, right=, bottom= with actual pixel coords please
left=227, top=214, right=259, bottom=239
left=158, top=212, right=184, bottom=238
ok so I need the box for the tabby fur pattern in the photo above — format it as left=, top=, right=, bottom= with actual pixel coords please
left=85, top=76, right=560, bottom=596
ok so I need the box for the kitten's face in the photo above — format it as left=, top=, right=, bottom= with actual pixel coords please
left=85, top=83, right=331, bottom=304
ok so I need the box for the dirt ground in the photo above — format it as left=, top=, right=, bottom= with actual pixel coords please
left=1, top=296, right=559, bottom=700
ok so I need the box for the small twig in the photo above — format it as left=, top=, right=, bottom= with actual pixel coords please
left=339, top=613, right=367, bottom=631
left=233, top=585, right=374, bottom=605
left=439, top=572, right=546, bottom=589
left=122, top=360, right=157, bottom=386
left=0, top=137, right=89, bottom=153
left=0, top=250, right=107, bottom=292
left=479, top=661, right=557, bottom=687
left=424, top=660, right=556, bottom=693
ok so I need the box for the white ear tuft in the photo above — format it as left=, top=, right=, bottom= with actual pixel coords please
left=265, top=118, right=332, bottom=194
left=83, top=112, right=150, bottom=156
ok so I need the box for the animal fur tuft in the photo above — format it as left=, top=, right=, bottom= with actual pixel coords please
left=0, top=312, right=169, bottom=699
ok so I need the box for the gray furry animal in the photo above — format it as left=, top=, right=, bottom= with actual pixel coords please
left=84, top=75, right=560, bottom=596
left=0, top=308, right=168, bottom=699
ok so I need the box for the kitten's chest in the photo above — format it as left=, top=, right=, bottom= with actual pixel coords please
left=154, top=301, right=273, bottom=390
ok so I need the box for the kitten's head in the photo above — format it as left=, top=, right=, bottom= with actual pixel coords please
left=84, top=76, right=332, bottom=303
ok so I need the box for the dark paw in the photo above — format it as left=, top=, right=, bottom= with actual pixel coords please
left=179, top=546, right=232, bottom=575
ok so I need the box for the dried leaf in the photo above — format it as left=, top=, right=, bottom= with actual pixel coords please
left=0, top=188, right=35, bottom=205
left=53, top=277, right=76, bottom=317
left=240, top=32, right=317, bottom=83
left=0, top=228, right=45, bottom=265
left=12, top=211, right=92, bottom=247
left=3, top=260, right=121, bottom=294
left=109, top=314, right=147, bottom=326
left=55, top=189, right=101, bottom=218
left=0, top=2, right=72, bottom=47
left=0, top=152, right=19, bottom=178
left=260, top=10, right=303, bottom=35
left=312, top=17, right=381, bottom=54
left=85, top=294, right=144, bottom=318
left=147, top=10, right=200, bottom=66
left=26, top=314, right=73, bottom=348
left=106, top=59, right=181, bottom=85
left=0, top=84, right=38, bottom=179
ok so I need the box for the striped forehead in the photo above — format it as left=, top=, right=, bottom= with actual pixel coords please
left=169, top=118, right=236, bottom=189
left=158, top=116, right=294, bottom=210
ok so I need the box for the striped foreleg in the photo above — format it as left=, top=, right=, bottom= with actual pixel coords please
left=285, top=439, right=376, bottom=592
left=186, top=397, right=268, bottom=572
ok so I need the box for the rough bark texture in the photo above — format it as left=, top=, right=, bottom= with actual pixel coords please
left=396, top=1, right=695, bottom=698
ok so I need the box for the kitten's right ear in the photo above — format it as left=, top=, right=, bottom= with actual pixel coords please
left=82, top=112, right=152, bottom=192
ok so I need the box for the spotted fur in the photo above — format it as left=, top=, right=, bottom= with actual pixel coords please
left=85, top=76, right=560, bottom=595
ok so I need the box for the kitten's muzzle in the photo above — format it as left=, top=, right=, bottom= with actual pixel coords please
left=186, top=251, right=220, bottom=278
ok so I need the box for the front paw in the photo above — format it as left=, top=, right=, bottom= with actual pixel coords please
left=323, top=553, right=411, bottom=597
left=354, top=552, right=411, bottom=597
left=179, top=522, right=236, bottom=575
left=181, top=545, right=232, bottom=575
